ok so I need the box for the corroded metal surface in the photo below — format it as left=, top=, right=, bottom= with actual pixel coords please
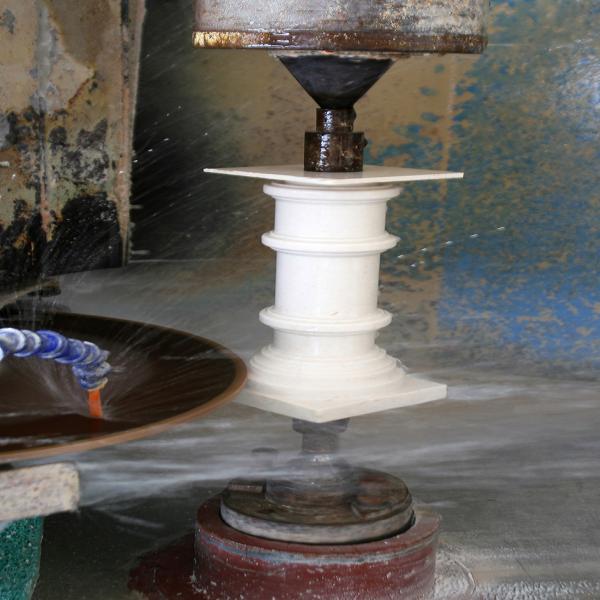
left=0, top=0, right=145, bottom=288
left=193, top=0, right=488, bottom=53
left=304, top=108, right=366, bottom=172
left=193, top=30, right=487, bottom=53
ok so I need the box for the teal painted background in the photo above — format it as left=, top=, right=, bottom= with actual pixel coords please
left=444, top=0, right=600, bottom=366
left=370, top=0, right=600, bottom=368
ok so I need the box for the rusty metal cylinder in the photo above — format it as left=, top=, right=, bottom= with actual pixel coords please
left=194, top=499, right=440, bottom=600
left=305, top=109, right=365, bottom=172
left=193, top=0, right=488, bottom=53
left=129, top=500, right=441, bottom=599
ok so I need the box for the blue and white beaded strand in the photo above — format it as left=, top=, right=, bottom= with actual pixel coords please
left=0, top=328, right=111, bottom=391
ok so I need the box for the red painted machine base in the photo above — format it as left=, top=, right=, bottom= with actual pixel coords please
left=129, top=497, right=440, bottom=600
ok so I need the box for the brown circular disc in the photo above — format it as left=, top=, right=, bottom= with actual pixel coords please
left=0, top=312, right=246, bottom=463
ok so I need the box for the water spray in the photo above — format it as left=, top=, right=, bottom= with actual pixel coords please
left=0, top=328, right=111, bottom=419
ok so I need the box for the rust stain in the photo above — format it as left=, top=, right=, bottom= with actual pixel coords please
left=0, top=8, right=16, bottom=34
left=194, top=0, right=488, bottom=37
left=0, top=0, right=145, bottom=287
left=192, top=30, right=487, bottom=54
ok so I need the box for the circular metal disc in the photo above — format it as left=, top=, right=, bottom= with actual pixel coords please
left=0, top=312, right=246, bottom=463
left=221, top=468, right=414, bottom=544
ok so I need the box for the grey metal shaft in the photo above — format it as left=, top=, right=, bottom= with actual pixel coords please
left=294, top=418, right=349, bottom=455
left=220, top=418, right=414, bottom=544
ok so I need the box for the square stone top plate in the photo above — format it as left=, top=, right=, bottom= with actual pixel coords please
left=205, top=164, right=463, bottom=186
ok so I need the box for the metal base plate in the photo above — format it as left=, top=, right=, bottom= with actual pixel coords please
left=221, top=468, right=414, bottom=544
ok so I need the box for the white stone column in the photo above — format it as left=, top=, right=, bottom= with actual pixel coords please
left=205, top=165, right=462, bottom=422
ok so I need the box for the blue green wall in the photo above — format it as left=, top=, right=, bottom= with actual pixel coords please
left=133, top=0, right=600, bottom=369
left=442, top=0, right=600, bottom=365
